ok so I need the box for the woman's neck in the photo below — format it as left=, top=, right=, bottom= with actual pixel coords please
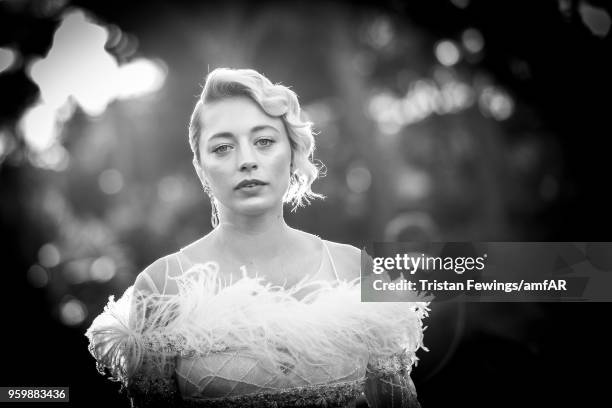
left=213, top=208, right=294, bottom=263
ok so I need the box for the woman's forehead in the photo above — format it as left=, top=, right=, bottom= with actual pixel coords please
left=200, top=96, right=283, bottom=140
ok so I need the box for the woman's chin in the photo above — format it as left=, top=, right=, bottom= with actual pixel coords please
left=233, top=199, right=279, bottom=217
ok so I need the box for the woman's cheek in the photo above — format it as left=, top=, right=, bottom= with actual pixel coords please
left=275, top=160, right=292, bottom=193
left=203, top=163, right=231, bottom=192
left=271, top=145, right=292, bottom=172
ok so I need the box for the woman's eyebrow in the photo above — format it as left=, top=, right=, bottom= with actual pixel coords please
left=208, top=125, right=278, bottom=141
left=207, top=132, right=234, bottom=142
left=251, top=125, right=280, bottom=134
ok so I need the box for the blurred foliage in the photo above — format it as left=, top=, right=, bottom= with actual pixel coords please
left=1, top=3, right=611, bottom=402
left=1, top=2, right=612, bottom=407
left=2, top=0, right=611, bottom=324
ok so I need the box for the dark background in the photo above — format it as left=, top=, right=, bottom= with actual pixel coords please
left=1, top=0, right=611, bottom=406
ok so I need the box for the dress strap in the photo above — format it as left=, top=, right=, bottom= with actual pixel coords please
left=322, top=240, right=340, bottom=282
left=139, top=271, right=160, bottom=294
left=175, top=250, right=191, bottom=274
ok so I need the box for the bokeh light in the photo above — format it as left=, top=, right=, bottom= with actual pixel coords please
left=19, top=103, right=59, bottom=152
left=28, top=143, right=70, bottom=171
left=0, top=129, right=17, bottom=163
left=63, top=259, right=91, bottom=284
left=28, top=10, right=118, bottom=113
left=38, top=243, right=61, bottom=268
left=578, top=2, right=611, bottom=38
left=19, top=8, right=167, bottom=169
left=0, top=47, right=17, bottom=74
left=366, top=17, right=394, bottom=49
left=450, top=0, right=470, bottom=9
left=116, top=58, right=167, bottom=100
left=346, top=164, right=372, bottom=194
left=27, top=265, right=49, bottom=288
left=384, top=212, right=438, bottom=242
left=368, top=76, right=475, bottom=134
left=59, top=297, right=88, bottom=326
left=98, top=168, right=124, bottom=195
left=479, top=86, right=514, bottom=120
left=434, top=40, right=461, bottom=67
left=462, top=28, right=484, bottom=54
left=395, top=166, right=432, bottom=202
left=90, top=256, right=116, bottom=282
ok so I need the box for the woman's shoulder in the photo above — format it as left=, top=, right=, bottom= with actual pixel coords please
left=134, top=232, right=219, bottom=294
left=293, top=228, right=360, bottom=256
left=290, top=229, right=363, bottom=281
left=133, top=252, right=184, bottom=295
left=322, top=239, right=363, bottom=281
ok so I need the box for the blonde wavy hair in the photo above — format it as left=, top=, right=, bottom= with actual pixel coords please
left=188, top=68, right=324, bottom=210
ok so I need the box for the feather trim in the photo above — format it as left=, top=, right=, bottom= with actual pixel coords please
left=86, top=261, right=429, bottom=386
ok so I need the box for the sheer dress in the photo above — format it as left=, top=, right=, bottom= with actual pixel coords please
left=86, top=240, right=429, bottom=407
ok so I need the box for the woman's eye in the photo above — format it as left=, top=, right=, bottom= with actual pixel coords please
left=212, top=145, right=232, bottom=154
left=256, top=138, right=274, bottom=147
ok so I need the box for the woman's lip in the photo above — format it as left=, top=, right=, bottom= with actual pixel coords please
left=235, top=181, right=267, bottom=189
left=236, top=182, right=267, bottom=190
left=236, top=184, right=266, bottom=192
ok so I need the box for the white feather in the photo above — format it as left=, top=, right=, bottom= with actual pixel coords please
left=86, top=262, right=429, bottom=386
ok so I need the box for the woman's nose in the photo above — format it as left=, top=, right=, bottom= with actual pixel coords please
left=240, top=161, right=258, bottom=172
left=238, top=145, right=258, bottom=172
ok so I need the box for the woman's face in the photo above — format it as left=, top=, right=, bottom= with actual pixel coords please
left=197, top=96, right=292, bottom=217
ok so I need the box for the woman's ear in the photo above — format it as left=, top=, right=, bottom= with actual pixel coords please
left=192, top=157, right=210, bottom=193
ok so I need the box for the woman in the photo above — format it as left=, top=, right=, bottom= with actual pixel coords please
left=86, top=68, right=428, bottom=407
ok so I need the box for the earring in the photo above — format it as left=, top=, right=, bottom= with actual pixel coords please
left=210, top=196, right=219, bottom=228
left=201, top=178, right=211, bottom=195
left=200, top=179, right=218, bottom=228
